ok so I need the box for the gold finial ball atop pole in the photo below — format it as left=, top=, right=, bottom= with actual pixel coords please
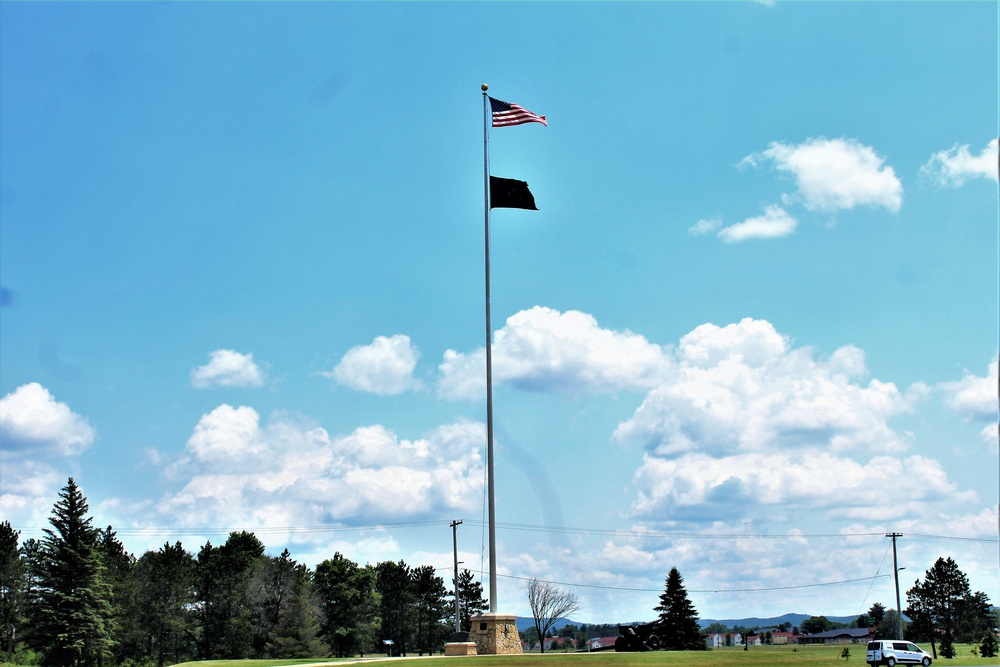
left=481, top=83, right=488, bottom=91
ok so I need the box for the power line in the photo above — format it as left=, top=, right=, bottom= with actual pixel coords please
left=470, top=521, right=1000, bottom=543
left=473, top=520, right=885, bottom=539
left=905, top=533, right=999, bottom=544
left=857, top=543, right=891, bottom=618
left=490, top=571, right=893, bottom=594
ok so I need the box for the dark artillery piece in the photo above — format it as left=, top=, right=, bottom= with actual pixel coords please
left=614, top=622, right=661, bottom=652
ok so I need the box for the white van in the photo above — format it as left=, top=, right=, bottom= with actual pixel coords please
left=866, top=639, right=932, bottom=666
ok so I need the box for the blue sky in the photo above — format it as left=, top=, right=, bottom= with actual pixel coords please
left=1, top=1, right=997, bottom=624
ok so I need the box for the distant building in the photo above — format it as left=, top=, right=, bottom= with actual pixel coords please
left=705, top=631, right=762, bottom=648
left=798, top=628, right=872, bottom=645
left=586, top=637, right=618, bottom=650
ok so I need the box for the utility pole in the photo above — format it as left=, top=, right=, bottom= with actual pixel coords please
left=887, top=532, right=904, bottom=638
left=451, top=520, right=463, bottom=634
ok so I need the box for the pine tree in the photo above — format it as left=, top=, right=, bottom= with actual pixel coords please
left=246, top=548, right=328, bottom=658
left=0, top=521, right=24, bottom=660
left=454, top=569, right=487, bottom=632
left=29, top=478, right=114, bottom=667
left=315, top=552, right=380, bottom=658
left=196, top=531, right=266, bottom=659
left=906, top=556, right=992, bottom=651
left=18, top=538, right=44, bottom=653
left=98, top=526, right=138, bottom=664
left=375, top=560, right=414, bottom=656
left=979, top=629, right=999, bottom=658
left=410, top=565, right=449, bottom=655
left=265, top=561, right=327, bottom=658
left=135, top=541, right=197, bottom=667
left=653, top=567, right=705, bottom=651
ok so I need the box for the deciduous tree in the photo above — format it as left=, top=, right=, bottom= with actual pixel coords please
left=801, top=615, right=834, bottom=634
left=876, top=609, right=903, bottom=639
left=526, top=578, right=580, bottom=654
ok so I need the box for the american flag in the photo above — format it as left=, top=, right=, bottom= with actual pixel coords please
left=489, top=96, right=547, bottom=127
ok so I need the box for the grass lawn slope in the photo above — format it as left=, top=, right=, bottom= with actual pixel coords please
left=165, top=643, right=999, bottom=667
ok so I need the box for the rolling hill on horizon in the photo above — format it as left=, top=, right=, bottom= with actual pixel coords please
left=514, top=612, right=858, bottom=635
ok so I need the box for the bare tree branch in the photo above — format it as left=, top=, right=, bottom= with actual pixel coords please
left=526, top=578, right=581, bottom=653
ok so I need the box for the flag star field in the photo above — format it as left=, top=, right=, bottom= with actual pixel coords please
left=0, top=1, right=996, bottom=624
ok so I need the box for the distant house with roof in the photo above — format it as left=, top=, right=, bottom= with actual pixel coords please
left=798, top=628, right=872, bottom=645
left=705, top=631, right=762, bottom=648
left=585, top=637, right=618, bottom=650
left=770, top=631, right=799, bottom=645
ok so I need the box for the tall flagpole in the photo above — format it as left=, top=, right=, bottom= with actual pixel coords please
left=481, top=83, right=498, bottom=614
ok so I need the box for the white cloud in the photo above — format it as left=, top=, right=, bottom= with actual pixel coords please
left=0, top=382, right=95, bottom=456
left=190, top=349, right=266, bottom=389
left=327, top=334, right=421, bottom=396
left=718, top=205, right=797, bottom=243
left=920, top=138, right=999, bottom=187
left=614, top=318, right=912, bottom=458
left=688, top=217, right=722, bottom=236
left=0, top=383, right=95, bottom=535
left=743, top=137, right=903, bottom=212
left=68, top=312, right=996, bottom=622
left=941, top=356, right=999, bottom=444
left=437, top=348, right=487, bottom=402
left=0, top=458, right=64, bottom=530
left=630, top=452, right=970, bottom=523
left=943, top=356, right=999, bottom=420
left=156, top=408, right=484, bottom=530
left=437, top=306, right=672, bottom=400
left=185, top=404, right=266, bottom=465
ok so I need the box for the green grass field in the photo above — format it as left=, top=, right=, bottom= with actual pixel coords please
left=163, top=644, right=999, bottom=667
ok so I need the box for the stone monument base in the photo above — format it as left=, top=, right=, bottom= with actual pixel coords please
left=469, top=612, right=522, bottom=655
left=444, top=632, right=477, bottom=656
left=444, top=642, right=478, bottom=656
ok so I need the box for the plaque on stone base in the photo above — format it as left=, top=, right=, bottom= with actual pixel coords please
left=469, top=613, right=522, bottom=655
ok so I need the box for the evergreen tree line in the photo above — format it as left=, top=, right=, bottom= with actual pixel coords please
left=904, top=556, right=997, bottom=658
left=0, top=479, right=488, bottom=667
left=2, top=479, right=994, bottom=664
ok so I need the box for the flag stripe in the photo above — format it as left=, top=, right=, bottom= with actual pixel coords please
left=489, top=96, right=547, bottom=127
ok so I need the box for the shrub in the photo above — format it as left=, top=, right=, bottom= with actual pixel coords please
left=980, top=631, right=999, bottom=658
left=939, top=632, right=955, bottom=659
